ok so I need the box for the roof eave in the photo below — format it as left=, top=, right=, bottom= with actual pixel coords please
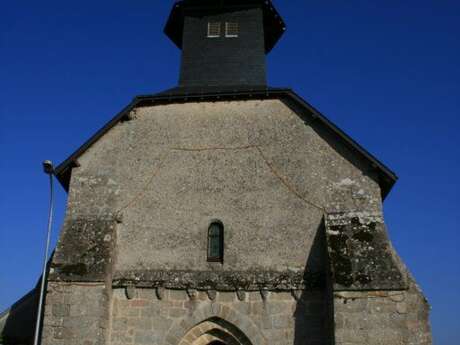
left=164, top=0, right=285, bottom=53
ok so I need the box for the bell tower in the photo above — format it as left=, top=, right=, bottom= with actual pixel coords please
left=164, top=0, right=286, bottom=88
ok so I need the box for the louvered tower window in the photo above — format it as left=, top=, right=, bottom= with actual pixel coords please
left=225, top=22, right=239, bottom=37
left=207, top=221, right=224, bottom=262
left=207, top=22, right=221, bottom=37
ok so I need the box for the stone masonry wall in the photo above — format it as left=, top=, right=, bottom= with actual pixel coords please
left=41, top=282, right=110, bottom=345
left=40, top=99, right=432, bottom=345
left=110, top=288, right=332, bottom=345
left=334, top=283, right=432, bottom=345
left=74, top=99, right=383, bottom=274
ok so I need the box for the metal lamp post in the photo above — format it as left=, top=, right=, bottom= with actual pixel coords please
left=33, top=160, right=55, bottom=345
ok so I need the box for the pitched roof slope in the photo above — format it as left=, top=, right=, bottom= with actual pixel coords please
left=54, top=87, right=397, bottom=199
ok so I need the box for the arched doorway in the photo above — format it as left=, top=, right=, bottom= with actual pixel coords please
left=178, top=317, right=253, bottom=345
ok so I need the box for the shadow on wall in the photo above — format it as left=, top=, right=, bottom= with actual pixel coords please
left=0, top=287, right=38, bottom=345
left=293, top=222, right=335, bottom=345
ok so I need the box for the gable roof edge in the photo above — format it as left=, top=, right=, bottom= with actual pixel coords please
left=285, top=89, right=397, bottom=199
left=54, top=88, right=397, bottom=199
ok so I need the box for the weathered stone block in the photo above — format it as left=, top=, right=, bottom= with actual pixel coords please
left=169, top=290, right=187, bottom=301
left=50, top=215, right=117, bottom=282
left=325, top=212, right=407, bottom=290
left=168, top=307, right=185, bottom=318
left=271, top=314, right=292, bottom=329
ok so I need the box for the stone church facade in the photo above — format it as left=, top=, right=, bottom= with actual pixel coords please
left=1, top=1, right=432, bottom=345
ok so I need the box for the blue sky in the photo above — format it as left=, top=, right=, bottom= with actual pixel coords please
left=1, top=1, right=459, bottom=344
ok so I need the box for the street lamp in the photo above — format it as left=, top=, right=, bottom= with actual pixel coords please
left=33, top=160, right=55, bottom=345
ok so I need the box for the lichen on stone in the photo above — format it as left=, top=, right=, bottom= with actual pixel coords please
left=325, top=212, right=407, bottom=291
left=50, top=216, right=116, bottom=282
left=112, top=269, right=325, bottom=291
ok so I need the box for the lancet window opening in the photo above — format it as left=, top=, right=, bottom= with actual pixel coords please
left=207, top=221, right=224, bottom=262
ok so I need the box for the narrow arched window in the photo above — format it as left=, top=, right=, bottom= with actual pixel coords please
left=208, top=221, right=224, bottom=262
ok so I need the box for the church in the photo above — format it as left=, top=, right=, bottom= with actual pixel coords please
left=1, top=1, right=432, bottom=344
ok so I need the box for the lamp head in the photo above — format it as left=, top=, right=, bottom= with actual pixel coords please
left=43, top=160, right=54, bottom=175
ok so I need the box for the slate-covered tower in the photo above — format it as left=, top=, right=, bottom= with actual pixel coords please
left=0, top=1, right=432, bottom=345
left=165, top=0, right=285, bottom=87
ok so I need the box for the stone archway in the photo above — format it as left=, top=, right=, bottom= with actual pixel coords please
left=178, top=317, right=252, bottom=345
left=164, top=303, right=267, bottom=345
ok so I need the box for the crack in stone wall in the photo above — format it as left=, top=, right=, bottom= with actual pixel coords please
left=114, top=144, right=326, bottom=218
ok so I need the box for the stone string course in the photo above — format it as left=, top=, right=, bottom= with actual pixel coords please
left=112, top=270, right=325, bottom=291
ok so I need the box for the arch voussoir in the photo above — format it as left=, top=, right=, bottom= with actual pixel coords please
left=165, top=302, right=267, bottom=345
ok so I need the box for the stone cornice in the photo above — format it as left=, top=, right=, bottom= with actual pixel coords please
left=112, top=270, right=325, bottom=291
